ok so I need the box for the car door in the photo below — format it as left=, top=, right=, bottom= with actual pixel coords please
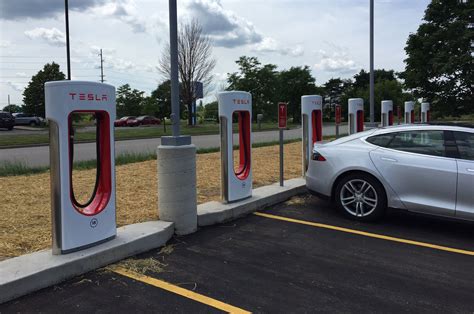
left=452, top=131, right=474, bottom=220
left=369, top=130, right=457, bottom=216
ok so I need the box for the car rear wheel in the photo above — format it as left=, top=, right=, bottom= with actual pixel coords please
left=29, top=121, right=37, bottom=127
left=335, top=173, right=386, bottom=221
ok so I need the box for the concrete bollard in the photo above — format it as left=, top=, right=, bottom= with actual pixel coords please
left=157, top=144, right=197, bottom=235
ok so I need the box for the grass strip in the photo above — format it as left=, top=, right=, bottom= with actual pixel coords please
left=0, top=122, right=299, bottom=148
left=0, top=135, right=342, bottom=177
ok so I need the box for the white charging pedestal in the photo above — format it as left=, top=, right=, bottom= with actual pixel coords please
left=45, top=81, right=116, bottom=255
left=381, top=100, right=394, bottom=127
left=404, top=101, right=415, bottom=124
left=421, top=102, right=430, bottom=123
left=218, top=91, right=252, bottom=203
left=301, top=95, right=323, bottom=176
left=348, top=98, right=364, bottom=134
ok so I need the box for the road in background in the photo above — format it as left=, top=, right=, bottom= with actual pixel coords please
left=0, top=124, right=348, bottom=167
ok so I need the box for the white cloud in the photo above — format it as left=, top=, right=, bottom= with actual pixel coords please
left=91, top=0, right=147, bottom=33
left=24, top=27, right=66, bottom=47
left=15, top=72, right=28, bottom=78
left=0, top=40, right=11, bottom=48
left=102, top=57, right=136, bottom=71
left=6, top=81, right=26, bottom=92
left=185, top=0, right=303, bottom=56
left=185, top=0, right=263, bottom=48
left=252, top=37, right=304, bottom=57
left=314, top=45, right=359, bottom=74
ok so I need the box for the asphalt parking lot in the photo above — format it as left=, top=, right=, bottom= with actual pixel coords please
left=2, top=194, right=474, bottom=313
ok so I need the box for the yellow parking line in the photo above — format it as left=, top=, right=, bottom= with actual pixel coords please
left=254, top=212, right=474, bottom=256
left=112, top=267, right=251, bottom=314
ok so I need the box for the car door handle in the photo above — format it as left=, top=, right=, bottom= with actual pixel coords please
left=381, top=157, right=397, bottom=162
left=467, top=168, right=474, bottom=172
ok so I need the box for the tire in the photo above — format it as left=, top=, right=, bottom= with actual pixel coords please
left=334, top=173, right=387, bottom=222
left=29, top=121, right=37, bottom=127
left=7, top=126, right=13, bottom=131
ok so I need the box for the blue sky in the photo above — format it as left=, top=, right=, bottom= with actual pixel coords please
left=0, top=0, right=430, bottom=107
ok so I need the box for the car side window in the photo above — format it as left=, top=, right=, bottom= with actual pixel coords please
left=453, top=131, right=474, bottom=161
left=366, top=133, right=394, bottom=147
left=387, top=130, right=446, bottom=157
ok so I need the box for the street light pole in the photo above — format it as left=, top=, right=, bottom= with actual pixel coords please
left=369, top=0, right=375, bottom=124
left=169, top=0, right=180, bottom=138
left=65, top=0, right=71, bottom=80
left=156, top=0, right=196, bottom=236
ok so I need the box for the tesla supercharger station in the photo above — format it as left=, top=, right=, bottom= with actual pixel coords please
left=381, top=100, right=394, bottom=127
left=301, top=95, right=323, bottom=176
left=405, top=101, right=415, bottom=124
left=218, top=91, right=252, bottom=203
left=421, top=102, right=430, bottom=123
left=45, top=81, right=116, bottom=254
left=348, top=98, right=364, bottom=134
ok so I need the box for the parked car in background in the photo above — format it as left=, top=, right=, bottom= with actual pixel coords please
left=114, top=116, right=139, bottom=127
left=0, top=111, right=15, bottom=130
left=136, top=115, right=161, bottom=126
left=306, top=125, right=474, bottom=222
left=13, top=113, right=44, bottom=126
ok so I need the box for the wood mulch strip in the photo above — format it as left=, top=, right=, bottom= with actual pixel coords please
left=0, top=142, right=302, bottom=260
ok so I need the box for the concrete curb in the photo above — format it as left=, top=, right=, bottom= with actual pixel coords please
left=198, top=177, right=306, bottom=226
left=0, top=220, right=174, bottom=304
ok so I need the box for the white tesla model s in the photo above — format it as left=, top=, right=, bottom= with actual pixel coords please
left=306, top=125, right=474, bottom=221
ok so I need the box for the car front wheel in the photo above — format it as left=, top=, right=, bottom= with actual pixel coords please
left=335, top=173, right=387, bottom=222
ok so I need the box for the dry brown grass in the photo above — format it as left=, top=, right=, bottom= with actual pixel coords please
left=0, top=142, right=302, bottom=260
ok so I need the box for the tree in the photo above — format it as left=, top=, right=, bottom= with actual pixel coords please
left=116, top=84, right=145, bottom=117
left=141, top=96, right=159, bottom=117
left=151, top=80, right=186, bottom=120
left=23, top=62, right=65, bottom=117
left=159, top=19, right=216, bottom=125
left=323, top=78, right=353, bottom=120
left=227, top=56, right=279, bottom=121
left=350, top=77, right=410, bottom=120
left=344, top=69, right=410, bottom=121
left=352, top=69, right=397, bottom=90
left=278, top=66, right=319, bottom=123
left=400, top=0, right=473, bottom=116
left=203, top=101, right=218, bottom=122
left=2, top=104, right=22, bottom=113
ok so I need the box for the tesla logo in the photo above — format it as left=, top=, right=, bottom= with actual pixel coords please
left=90, top=218, right=98, bottom=228
left=69, top=93, right=108, bottom=101
left=233, top=99, right=249, bottom=105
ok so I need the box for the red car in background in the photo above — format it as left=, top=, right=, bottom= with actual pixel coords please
left=136, top=115, right=161, bottom=126
left=114, top=116, right=139, bottom=127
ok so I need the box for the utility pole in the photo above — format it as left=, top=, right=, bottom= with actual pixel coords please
left=99, top=48, right=104, bottom=83
left=7, top=94, right=11, bottom=112
left=65, top=0, right=71, bottom=80
left=369, top=0, right=375, bottom=125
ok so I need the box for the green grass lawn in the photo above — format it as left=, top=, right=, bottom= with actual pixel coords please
left=0, top=121, right=299, bottom=148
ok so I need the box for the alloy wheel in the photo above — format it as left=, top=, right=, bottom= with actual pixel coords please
left=339, top=179, right=378, bottom=217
